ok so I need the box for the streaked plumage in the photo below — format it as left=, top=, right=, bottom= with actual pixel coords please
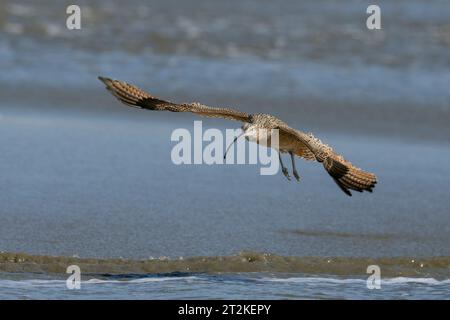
left=98, top=76, right=377, bottom=196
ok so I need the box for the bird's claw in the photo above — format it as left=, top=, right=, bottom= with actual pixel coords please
left=293, top=171, right=301, bottom=182
left=282, top=168, right=291, bottom=181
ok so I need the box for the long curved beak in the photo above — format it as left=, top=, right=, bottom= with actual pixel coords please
left=223, top=131, right=246, bottom=159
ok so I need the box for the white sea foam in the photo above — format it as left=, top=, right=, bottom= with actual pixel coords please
left=0, top=276, right=199, bottom=288
left=1, top=276, right=448, bottom=287
left=382, top=277, right=450, bottom=285
left=4, top=23, right=24, bottom=35
left=7, top=4, right=35, bottom=17
left=84, top=276, right=199, bottom=284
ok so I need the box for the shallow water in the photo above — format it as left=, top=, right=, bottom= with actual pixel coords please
left=0, top=111, right=449, bottom=259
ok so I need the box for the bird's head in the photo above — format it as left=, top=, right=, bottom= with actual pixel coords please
left=223, top=122, right=256, bottom=160
left=241, top=122, right=251, bottom=131
left=241, top=122, right=258, bottom=135
left=242, top=122, right=263, bottom=142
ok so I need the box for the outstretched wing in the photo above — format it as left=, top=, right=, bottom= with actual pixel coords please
left=98, top=77, right=252, bottom=123
left=278, top=125, right=377, bottom=196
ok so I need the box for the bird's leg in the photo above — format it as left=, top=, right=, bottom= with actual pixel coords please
left=289, top=151, right=300, bottom=181
left=279, top=152, right=291, bottom=181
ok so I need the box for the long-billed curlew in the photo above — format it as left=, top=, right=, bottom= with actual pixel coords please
left=98, top=76, right=377, bottom=196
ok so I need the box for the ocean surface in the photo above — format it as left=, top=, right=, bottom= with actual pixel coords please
left=0, top=0, right=449, bottom=299
left=1, top=273, right=450, bottom=300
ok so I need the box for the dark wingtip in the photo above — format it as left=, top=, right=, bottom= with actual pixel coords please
left=341, top=188, right=352, bottom=196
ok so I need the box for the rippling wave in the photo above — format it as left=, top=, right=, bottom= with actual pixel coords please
left=1, top=269, right=449, bottom=299
left=2, top=0, right=449, bottom=66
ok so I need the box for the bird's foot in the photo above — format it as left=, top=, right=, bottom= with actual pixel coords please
left=293, top=171, right=301, bottom=182
left=282, top=167, right=291, bottom=181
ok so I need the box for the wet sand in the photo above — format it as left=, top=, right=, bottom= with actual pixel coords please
left=2, top=85, right=450, bottom=143
left=1, top=251, right=449, bottom=279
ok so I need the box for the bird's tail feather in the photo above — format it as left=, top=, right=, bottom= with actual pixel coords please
left=323, top=156, right=377, bottom=196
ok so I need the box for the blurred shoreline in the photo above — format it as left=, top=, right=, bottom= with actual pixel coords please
left=2, top=0, right=449, bottom=143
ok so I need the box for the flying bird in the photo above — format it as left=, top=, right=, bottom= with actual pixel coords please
left=98, top=76, right=377, bottom=196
